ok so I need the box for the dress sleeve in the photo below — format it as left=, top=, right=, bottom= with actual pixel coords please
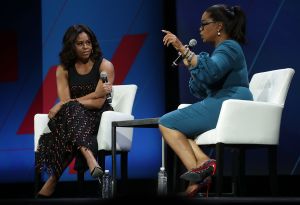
left=188, top=41, right=240, bottom=98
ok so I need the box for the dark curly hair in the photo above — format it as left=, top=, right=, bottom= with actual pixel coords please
left=59, top=24, right=103, bottom=70
left=206, top=4, right=246, bottom=44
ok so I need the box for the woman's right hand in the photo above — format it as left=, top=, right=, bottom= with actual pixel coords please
left=48, top=99, right=74, bottom=119
left=48, top=102, right=63, bottom=119
left=162, top=30, right=185, bottom=52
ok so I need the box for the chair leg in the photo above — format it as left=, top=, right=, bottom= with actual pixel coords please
left=98, top=150, right=106, bottom=171
left=268, top=146, right=278, bottom=196
left=77, top=170, right=85, bottom=195
left=172, top=153, right=178, bottom=193
left=216, top=143, right=224, bottom=196
left=34, top=152, right=41, bottom=195
left=120, top=152, right=128, bottom=180
left=236, top=148, right=246, bottom=196
left=232, top=149, right=238, bottom=196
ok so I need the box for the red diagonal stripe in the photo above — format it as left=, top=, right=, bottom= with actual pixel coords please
left=17, top=66, right=57, bottom=134
left=112, top=33, right=147, bottom=84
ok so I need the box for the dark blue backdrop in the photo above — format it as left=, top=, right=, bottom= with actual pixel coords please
left=0, top=0, right=299, bottom=183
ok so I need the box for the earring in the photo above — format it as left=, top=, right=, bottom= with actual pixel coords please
left=217, top=30, right=221, bottom=36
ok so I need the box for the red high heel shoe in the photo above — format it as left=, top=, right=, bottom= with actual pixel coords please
left=187, top=176, right=212, bottom=198
left=180, top=159, right=216, bottom=183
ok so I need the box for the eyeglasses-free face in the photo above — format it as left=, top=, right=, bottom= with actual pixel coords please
left=199, top=21, right=216, bottom=31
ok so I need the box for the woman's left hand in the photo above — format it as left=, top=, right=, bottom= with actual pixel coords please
left=103, top=82, right=112, bottom=95
left=162, top=30, right=184, bottom=51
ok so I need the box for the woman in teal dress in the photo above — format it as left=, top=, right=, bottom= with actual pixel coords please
left=159, top=4, right=253, bottom=197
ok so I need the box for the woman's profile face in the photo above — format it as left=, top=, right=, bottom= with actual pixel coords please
left=199, top=12, right=218, bottom=43
left=74, top=32, right=92, bottom=61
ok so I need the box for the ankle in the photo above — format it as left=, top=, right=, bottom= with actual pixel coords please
left=198, top=158, right=211, bottom=167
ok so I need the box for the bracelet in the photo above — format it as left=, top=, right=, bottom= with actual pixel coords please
left=185, top=50, right=193, bottom=60
left=187, top=51, right=195, bottom=63
left=181, top=46, right=190, bottom=58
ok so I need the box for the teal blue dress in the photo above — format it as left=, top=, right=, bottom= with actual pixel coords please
left=159, top=40, right=253, bottom=138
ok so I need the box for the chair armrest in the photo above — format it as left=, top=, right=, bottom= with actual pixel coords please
left=216, top=99, right=283, bottom=144
left=178, top=104, right=192, bottom=109
left=34, top=114, right=50, bottom=152
left=97, top=111, right=134, bottom=151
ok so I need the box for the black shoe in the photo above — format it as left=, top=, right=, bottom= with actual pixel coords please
left=90, top=166, right=103, bottom=178
left=35, top=193, right=51, bottom=199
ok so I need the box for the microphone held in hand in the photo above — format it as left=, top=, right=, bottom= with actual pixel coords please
left=172, top=39, right=197, bottom=67
left=100, top=71, right=112, bottom=104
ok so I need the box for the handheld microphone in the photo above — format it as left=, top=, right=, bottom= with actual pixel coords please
left=172, top=39, right=197, bottom=67
left=100, top=71, right=112, bottom=104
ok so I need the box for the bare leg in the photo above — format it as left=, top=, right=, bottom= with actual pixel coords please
left=186, top=139, right=210, bottom=194
left=159, top=125, right=197, bottom=171
left=37, top=175, right=58, bottom=196
left=37, top=154, right=73, bottom=196
left=159, top=125, right=200, bottom=195
left=80, top=147, right=100, bottom=173
left=187, top=139, right=210, bottom=167
left=159, top=125, right=211, bottom=195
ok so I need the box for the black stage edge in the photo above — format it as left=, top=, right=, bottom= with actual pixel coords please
left=1, top=176, right=300, bottom=204
left=2, top=197, right=300, bottom=205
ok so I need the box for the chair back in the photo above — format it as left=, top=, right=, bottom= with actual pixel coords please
left=34, top=114, right=50, bottom=151
left=249, top=68, right=295, bottom=107
left=111, top=84, right=138, bottom=114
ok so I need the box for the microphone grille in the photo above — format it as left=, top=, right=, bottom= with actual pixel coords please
left=100, top=71, right=107, bottom=78
left=189, top=39, right=197, bottom=47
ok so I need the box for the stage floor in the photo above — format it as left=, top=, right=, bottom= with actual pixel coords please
left=2, top=197, right=300, bottom=205
left=1, top=176, right=300, bottom=204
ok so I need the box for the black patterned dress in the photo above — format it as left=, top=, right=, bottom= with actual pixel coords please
left=36, top=58, right=113, bottom=177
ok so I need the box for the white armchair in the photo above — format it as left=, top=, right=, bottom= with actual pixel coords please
left=176, top=68, right=295, bottom=196
left=96, top=84, right=138, bottom=180
left=34, top=84, right=137, bottom=193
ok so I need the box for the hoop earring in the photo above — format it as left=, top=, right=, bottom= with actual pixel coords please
left=217, top=30, right=221, bottom=36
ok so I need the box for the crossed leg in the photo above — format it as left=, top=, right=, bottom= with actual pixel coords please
left=159, top=125, right=210, bottom=195
left=37, top=146, right=100, bottom=196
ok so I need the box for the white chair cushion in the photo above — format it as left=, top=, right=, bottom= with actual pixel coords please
left=195, top=99, right=283, bottom=145
left=34, top=114, right=50, bottom=151
left=97, top=111, right=134, bottom=151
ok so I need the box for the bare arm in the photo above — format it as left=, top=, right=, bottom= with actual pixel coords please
left=162, top=30, right=197, bottom=68
left=56, top=65, right=71, bottom=102
left=48, top=65, right=71, bottom=118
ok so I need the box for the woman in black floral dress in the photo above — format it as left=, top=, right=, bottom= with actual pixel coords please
left=36, top=24, right=114, bottom=197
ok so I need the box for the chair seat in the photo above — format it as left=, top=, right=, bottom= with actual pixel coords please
left=195, top=129, right=217, bottom=145
left=195, top=99, right=283, bottom=146
left=97, top=111, right=134, bottom=151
